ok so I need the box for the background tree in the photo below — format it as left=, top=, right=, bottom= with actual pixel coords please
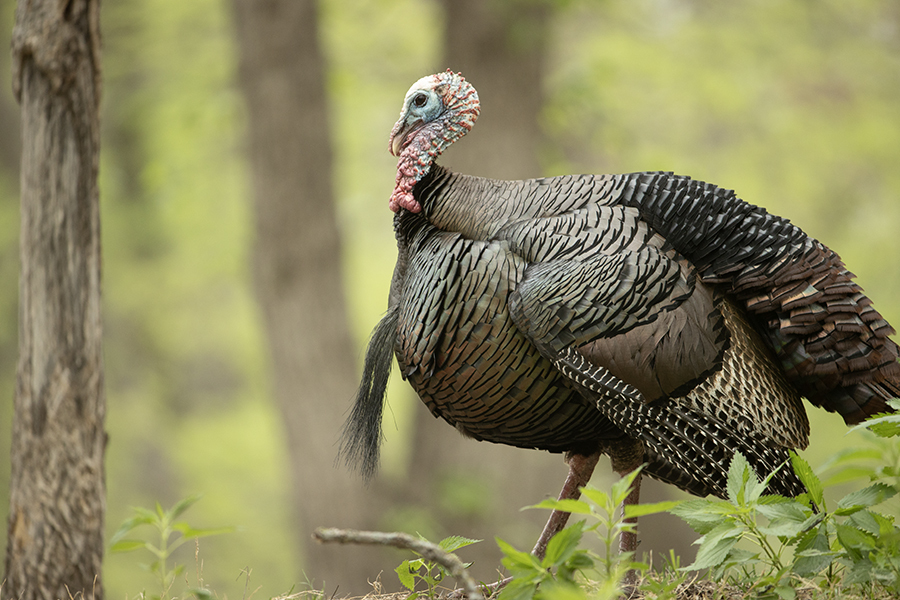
left=5, top=0, right=106, bottom=597
left=0, top=0, right=22, bottom=553
left=231, top=0, right=387, bottom=591
left=399, top=0, right=586, bottom=581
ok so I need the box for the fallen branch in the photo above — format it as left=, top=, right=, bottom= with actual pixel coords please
left=312, top=528, right=484, bottom=600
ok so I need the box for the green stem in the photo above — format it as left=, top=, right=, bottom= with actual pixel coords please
left=743, top=513, right=783, bottom=571
left=602, top=516, right=614, bottom=579
left=159, top=521, right=171, bottom=599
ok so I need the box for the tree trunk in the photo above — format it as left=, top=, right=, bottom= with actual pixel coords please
left=231, top=0, right=382, bottom=591
left=439, top=0, right=548, bottom=179
left=5, top=0, right=106, bottom=598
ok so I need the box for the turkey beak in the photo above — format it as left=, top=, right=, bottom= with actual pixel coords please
left=390, top=117, right=423, bottom=157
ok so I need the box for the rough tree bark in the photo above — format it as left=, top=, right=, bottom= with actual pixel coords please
left=5, top=0, right=106, bottom=598
left=231, top=0, right=381, bottom=591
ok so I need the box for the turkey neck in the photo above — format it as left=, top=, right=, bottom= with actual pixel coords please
left=410, top=165, right=529, bottom=240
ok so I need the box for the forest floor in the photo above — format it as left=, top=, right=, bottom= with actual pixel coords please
left=276, top=574, right=897, bottom=600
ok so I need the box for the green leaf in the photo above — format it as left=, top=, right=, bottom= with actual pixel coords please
left=822, top=466, right=885, bottom=488
left=726, top=452, right=753, bottom=506
left=109, top=539, right=150, bottom=553
left=848, top=509, right=894, bottom=536
left=682, top=522, right=742, bottom=571
left=537, top=580, right=589, bottom=600
left=624, top=500, right=682, bottom=518
left=835, top=523, right=876, bottom=558
left=790, top=452, right=824, bottom=507
left=836, top=482, right=897, bottom=514
left=109, top=514, right=157, bottom=546
left=134, top=506, right=159, bottom=521
left=843, top=556, right=877, bottom=586
left=794, top=531, right=834, bottom=576
left=756, top=500, right=812, bottom=538
left=817, top=447, right=883, bottom=472
left=562, top=551, right=594, bottom=572
left=171, top=522, right=235, bottom=540
left=579, top=487, right=612, bottom=509
left=542, top=521, right=583, bottom=569
left=168, top=494, right=203, bottom=520
left=723, top=547, right=758, bottom=565
left=751, top=460, right=788, bottom=503
left=528, top=498, right=594, bottom=516
left=684, top=534, right=740, bottom=572
left=188, top=588, right=213, bottom=600
left=669, top=499, right=735, bottom=534
left=773, top=584, right=797, bottom=600
left=438, top=534, right=481, bottom=553
left=865, top=418, right=900, bottom=438
left=757, top=520, right=808, bottom=539
left=610, top=465, right=643, bottom=505
left=395, top=560, right=416, bottom=591
left=496, top=537, right=542, bottom=575
left=498, top=578, right=538, bottom=600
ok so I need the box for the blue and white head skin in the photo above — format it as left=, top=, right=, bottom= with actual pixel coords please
left=388, top=71, right=480, bottom=213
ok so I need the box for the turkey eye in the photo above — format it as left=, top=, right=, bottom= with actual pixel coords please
left=412, top=93, right=429, bottom=108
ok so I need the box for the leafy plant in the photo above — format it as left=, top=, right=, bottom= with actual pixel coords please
left=666, top=447, right=900, bottom=598
left=388, top=408, right=900, bottom=600
left=497, top=520, right=596, bottom=600
left=110, top=495, right=234, bottom=600
left=394, top=534, right=481, bottom=599
left=497, top=466, right=681, bottom=600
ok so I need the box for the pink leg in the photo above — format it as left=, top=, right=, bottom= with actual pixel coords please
left=605, top=437, right=645, bottom=588
left=531, top=451, right=601, bottom=559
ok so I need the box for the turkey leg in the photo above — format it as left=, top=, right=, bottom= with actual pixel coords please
left=531, top=451, right=601, bottom=559
left=458, top=447, right=637, bottom=599
left=605, top=436, right=645, bottom=588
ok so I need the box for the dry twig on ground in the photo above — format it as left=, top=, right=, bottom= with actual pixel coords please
left=313, top=528, right=484, bottom=600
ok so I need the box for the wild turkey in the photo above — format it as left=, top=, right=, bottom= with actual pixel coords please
left=342, top=70, right=900, bottom=568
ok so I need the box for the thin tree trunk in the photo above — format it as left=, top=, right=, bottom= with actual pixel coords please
left=5, top=0, right=106, bottom=598
left=231, top=0, right=382, bottom=591
left=439, top=0, right=548, bottom=179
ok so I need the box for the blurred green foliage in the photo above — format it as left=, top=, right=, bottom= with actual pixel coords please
left=109, top=495, right=234, bottom=599
left=0, top=0, right=897, bottom=596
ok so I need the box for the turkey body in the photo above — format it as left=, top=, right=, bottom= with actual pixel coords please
left=385, top=165, right=897, bottom=499
left=343, top=71, right=899, bottom=509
